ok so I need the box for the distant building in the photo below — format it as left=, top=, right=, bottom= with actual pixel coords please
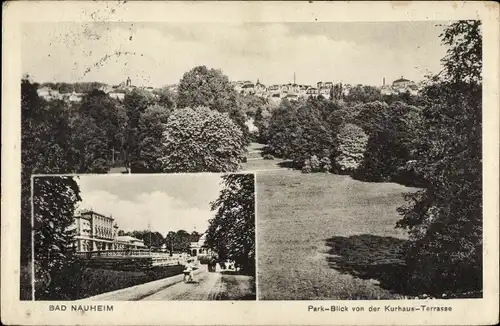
left=241, top=83, right=255, bottom=95
left=306, top=87, right=319, bottom=98
left=392, top=76, right=413, bottom=89
left=319, top=87, right=330, bottom=99
left=289, top=83, right=300, bottom=94
left=116, top=235, right=146, bottom=249
left=189, top=232, right=212, bottom=258
left=67, top=92, right=83, bottom=103
left=37, top=87, right=63, bottom=101
left=109, top=92, right=126, bottom=101
left=255, top=79, right=266, bottom=94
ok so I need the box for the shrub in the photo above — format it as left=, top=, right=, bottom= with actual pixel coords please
left=334, top=123, right=368, bottom=174
left=301, top=159, right=312, bottom=174
left=159, top=107, right=246, bottom=172
left=309, top=155, right=320, bottom=171
left=262, top=153, right=274, bottom=160
left=319, top=156, right=332, bottom=172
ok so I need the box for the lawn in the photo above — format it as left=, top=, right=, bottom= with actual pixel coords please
left=256, top=168, right=420, bottom=300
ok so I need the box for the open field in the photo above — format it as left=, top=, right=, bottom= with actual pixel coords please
left=243, top=143, right=420, bottom=300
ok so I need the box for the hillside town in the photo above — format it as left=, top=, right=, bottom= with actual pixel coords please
left=36, top=75, right=422, bottom=103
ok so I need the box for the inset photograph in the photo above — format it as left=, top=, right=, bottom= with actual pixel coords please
left=32, top=173, right=256, bottom=301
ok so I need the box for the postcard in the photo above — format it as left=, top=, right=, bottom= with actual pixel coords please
left=1, top=1, right=499, bottom=325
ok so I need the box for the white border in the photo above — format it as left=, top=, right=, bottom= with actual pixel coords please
left=2, top=1, right=499, bottom=325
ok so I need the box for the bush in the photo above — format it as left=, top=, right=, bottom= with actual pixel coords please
left=333, top=123, right=368, bottom=174
left=262, top=153, right=274, bottom=160
left=309, top=155, right=320, bottom=171
left=319, top=156, right=332, bottom=172
left=301, top=159, right=312, bottom=174
left=159, top=107, right=246, bottom=172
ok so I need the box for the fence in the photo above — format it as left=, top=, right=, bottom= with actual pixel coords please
left=76, top=250, right=186, bottom=260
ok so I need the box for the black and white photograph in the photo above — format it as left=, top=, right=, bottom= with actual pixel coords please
left=20, top=19, right=483, bottom=301
left=31, top=173, right=256, bottom=301
left=3, top=1, right=498, bottom=325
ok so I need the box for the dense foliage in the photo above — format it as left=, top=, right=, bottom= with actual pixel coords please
left=33, top=176, right=82, bottom=300
left=267, top=98, right=346, bottom=169
left=21, top=80, right=79, bottom=299
left=134, top=104, right=171, bottom=173
left=122, top=230, right=165, bottom=248
left=177, top=65, right=249, bottom=142
left=344, top=85, right=382, bottom=103
left=206, top=174, right=255, bottom=275
left=333, top=123, right=369, bottom=174
left=164, top=230, right=193, bottom=255
left=159, top=107, right=246, bottom=172
left=395, top=20, right=483, bottom=296
left=40, top=81, right=107, bottom=94
left=124, top=88, right=157, bottom=173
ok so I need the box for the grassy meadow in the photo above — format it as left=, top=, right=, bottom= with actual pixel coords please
left=251, top=159, right=420, bottom=300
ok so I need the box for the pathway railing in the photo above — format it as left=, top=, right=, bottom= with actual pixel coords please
left=76, top=249, right=187, bottom=259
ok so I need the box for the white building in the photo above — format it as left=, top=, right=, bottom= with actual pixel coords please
left=189, top=233, right=213, bottom=259
left=72, top=210, right=145, bottom=252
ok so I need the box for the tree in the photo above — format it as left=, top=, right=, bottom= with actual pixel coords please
left=134, top=105, right=170, bottom=173
left=130, top=230, right=164, bottom=248
left=267, top=99, right=301, bottom=159
left=165, top=230, right=192, bottom=255
left=290, top=102, right=337, bottom=167
left=33, top=176, right=82, bottom=300
left=353, top=101, right=420, bottom=183
left=78, top=89, right=128, bottom=166
left=177, top=66, right=249, bottom=142
left=396, top=21, right=482, bottom=296
left=345, top=85, right=382, bottom=103
left=153, top=87, right=177, bottom=110
left=69, top=111, right=110, bottom=173
left=253, top=104, right=273, bottom=143
left=158, top=107, right=246, bottom=172
left=21, top=79, right=78, bottom=299
left=267, top=98, right=341, bottom=168
left=124, top=88, right=156, bottom=172
left=206, top=174, right=255, bottom=275
left=333, top=123, right=369, bottom=174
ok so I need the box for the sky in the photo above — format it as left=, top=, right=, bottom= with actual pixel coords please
left=75, top=174, right=231, bottom=237
left=22, top=21, right=449, bottom=87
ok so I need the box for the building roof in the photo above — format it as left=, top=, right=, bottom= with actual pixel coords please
left=76, top=209, right=114, bottom=220
left=117, top=235, right=144, bottom=243
left=393, top=77, right=411, bottom=83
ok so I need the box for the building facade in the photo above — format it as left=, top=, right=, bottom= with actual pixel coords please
left=189, top=233, right=213, bottom=259
left=73, top=210, right=145, bottom=252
